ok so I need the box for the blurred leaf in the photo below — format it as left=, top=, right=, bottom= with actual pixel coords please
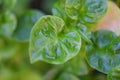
left=13, top=10, right=44, bottom=42
left=0, top=10, right=17, bottom=37
left=43, top=0, right=56, bottom=14
left=29, top=16, right=81, bottom=64
left=1, top=0, right=17, bottom=10
left=56, top=72, right=80, bottom=80
left=64, top=53, right=88, bottom=76
left=107, top=65, right=120, bottom=80
left=13, top=0, right=30, bottom=16
left=86, top=30, right=120, bottom=74
left=44, top=68, right=61, bottom=80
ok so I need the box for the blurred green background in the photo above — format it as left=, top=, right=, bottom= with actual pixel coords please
left=0, top=0, right=119, bottom=80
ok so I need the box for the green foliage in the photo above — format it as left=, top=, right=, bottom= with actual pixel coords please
left=13, top=0, right=30, bottom=16
left=0, top=0, right=16, bottom=10
left=1, top=0, right=120, bottom=80
left=65, top=0, right=107, bottom=25
left=77, top=24, right=92, bottom=43
left=0, top=11, right=17, bottom=37
left=52, top=0, right=79, bottom=26
left=0, top=0, right=45, bottom=80
left=86, top=30, right=120, bottom=74
left=13, top=10, right=44, bottom=42
left=29, top=16, right=81, bottom=64
left=107, top=65, right=120, bottom=80
left=52, top=0, right=68, bottom=22
left=64, top=53, right=88, bottom=76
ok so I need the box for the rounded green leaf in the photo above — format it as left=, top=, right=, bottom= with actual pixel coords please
left=13, top=10, right=44, bottom=42
left=65, top=0, right=107, bottom=24
left=107, top=65, right=120, bottom=80
left=56, top=72, right=80, bottom=80
left=0, top=10, right=17, bottom=37
left=29, top=16, right=81, bottom=64
left=86, top=30, right=120, bottom=74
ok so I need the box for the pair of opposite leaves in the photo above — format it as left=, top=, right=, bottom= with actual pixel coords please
left=29, top=0, right=107, bottom=64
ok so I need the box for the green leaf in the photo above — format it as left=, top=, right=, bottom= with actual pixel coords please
left=13, top=10, right=44, bottom=42
left=1, top=0, right=17, bottom=10
left=0, top=10, right=17, bottom=37
left=65, top=0, right=107, bottom=25
left=52, top=0, right=79, bottom=29
left=64, top=53, right=88, bottom=76
left=52, top=0, right=67, bottom=22
left=65, top=0, right=84, bottom=20
left=29, top=16, right=81, bottom=64
left=56, top=72, right=80, bottom=80
left=77, top=24, right=92, bottom=43
left=107, top=65, right=120, bottom=80
left=86, top=30, right=120, bottom=74
left=52, top=0, right=78, bottom=26
left=13, top=0, right=30, bottom=16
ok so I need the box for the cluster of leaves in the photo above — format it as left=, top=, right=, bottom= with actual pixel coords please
left=30, top=0, right=107, bottom=64
left=1, top=0, right=120, bottom=80
left=29, top=0, right=120, bottom=80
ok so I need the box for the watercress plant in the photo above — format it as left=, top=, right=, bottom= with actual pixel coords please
left=29, top=0, right=107, bottom=64
left=29, top=16, right=81, bottom=64
left=1, top=0, right=120, bottom=80
left=29, top=0, right=120, bottom=79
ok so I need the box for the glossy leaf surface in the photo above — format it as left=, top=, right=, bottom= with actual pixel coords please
left=86, top=30, right=120, bottom=74
left=65, top=0, right=107, bottom=24
left=107, top=65, right=120, bottom=80
left=29, top=16, right=81, bottom=64
left=0, top=11, right=17, bottom=37
left=13, top=10, right=44, bottom=42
